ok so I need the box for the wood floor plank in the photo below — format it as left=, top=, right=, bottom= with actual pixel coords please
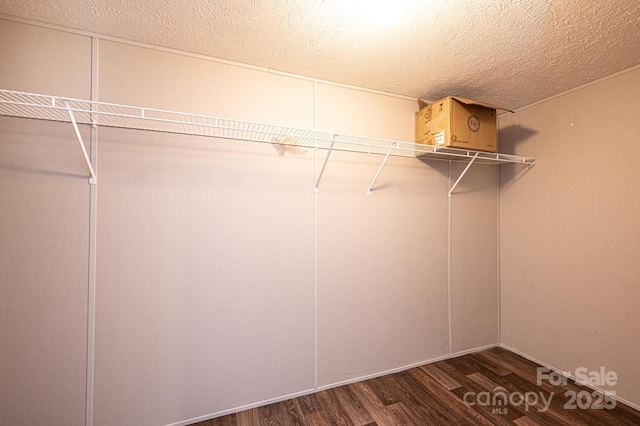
left=189, top=348, right=640, bottom=426
left=199, top=414, right=237, bottom=426
left=258, top=399, right=306, bottom=426
left=348, top=381, right=400, bottom=425
left=437, top=360, right=526, bottom=425
left=466, top=352, right=513, bottom=377
left=541, top=379, right=640, bottom=426
left=479, top=348, right=553, bottom=391
left=467, top=372, right=503, bottom=391
left=513, top=415, right=545, bottom=426
left=448, top=359, right=576, bottom=424
left=258, top=401, right=287, bottom=420
left=397, top=370, right=473, bottom=425
left=365, top=375, right=402, bottom=406
left=492, top=368, right=601, bottom=426
left=237, top=408, right=260, bottom=426
left=315, top=388, right=354, bottom=426
left=284, top=399, right=308, bottom=426
left=463, top=371, right=567, bottom=426
left=418, top=363, right=462, bottom=390
left=331, top=385, right=376, bottom=425
left=474, top=348, right=523, bottom=375
left=373, top=374, right=421, bottom=407
left=385, top=402, right=426, bottom=425
left=407, top=367, right=496, bottom=426
left=298, top=393, right=323, bottom=416
left=445, top=354, right=510, bottom=382
left=449, top=383, right=522, bottom=425
left=456, top=362, right=581, bottom=426
left=604, top=398, right=640, bottom=425
left=304, top=411, right=332, bottom=426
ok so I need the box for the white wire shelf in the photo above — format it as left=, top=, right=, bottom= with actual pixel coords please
left=0, top=89, right=534, bottom=193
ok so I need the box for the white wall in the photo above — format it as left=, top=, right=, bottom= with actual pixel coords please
left=499, top=66, right=640, bottom=408
left=0, top=19, right=92, bottom=426
left=0, top=17, right=500, bottom=425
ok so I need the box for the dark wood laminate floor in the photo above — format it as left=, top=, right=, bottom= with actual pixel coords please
left=190, top=347, right=640, bottom=425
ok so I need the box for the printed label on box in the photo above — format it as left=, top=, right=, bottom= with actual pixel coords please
left=435, top=130, right=445, bottom=146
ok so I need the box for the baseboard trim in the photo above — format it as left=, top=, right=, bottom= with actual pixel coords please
left=167, top=343, right=500, bottom=426
left=316, top=343, right=501, bottom=392
left=163, top=388, right=316, bottom=426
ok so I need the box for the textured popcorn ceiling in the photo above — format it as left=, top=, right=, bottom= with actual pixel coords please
left=2, top=0, right=639, bottom=109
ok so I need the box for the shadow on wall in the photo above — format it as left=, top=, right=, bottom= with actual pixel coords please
left=499, top=123, right=538, bottom=154
left=271, top=140, right=310, bottom=157
left=416, top=157, right=450, bottom=180
left=498, top=124, right=538, bottom=192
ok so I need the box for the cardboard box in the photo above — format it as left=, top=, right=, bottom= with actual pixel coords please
left=415, top=96, right=510, bottom=153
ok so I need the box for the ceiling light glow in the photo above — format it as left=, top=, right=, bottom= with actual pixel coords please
left=364, top=0, right=408, bottom=28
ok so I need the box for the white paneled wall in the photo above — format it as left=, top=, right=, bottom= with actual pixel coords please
left=0, top=17, right=499, bottom=426
left=499, top=66, right=640, bottom=409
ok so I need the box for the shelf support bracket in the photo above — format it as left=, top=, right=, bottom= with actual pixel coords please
left=63, top=99, right=97, bottom=184
left=367, top=142, right=396, bottom=195
left=314, top=135, right=336, bottom=193
left=448, top=152, right=479, bottom=197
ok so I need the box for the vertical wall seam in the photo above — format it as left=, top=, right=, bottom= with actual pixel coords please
left=497, top=162, right=502, bottom=344
left=447, top=161, right=453, bottom=355
left=313, top=150, right=319, bottom=390
left=85, top=36, right=99, bottom=426
left=312, top=81, right=319, bottom=390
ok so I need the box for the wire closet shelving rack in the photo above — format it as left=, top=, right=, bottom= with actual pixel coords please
left=0, top=89, right=535, bottom=195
